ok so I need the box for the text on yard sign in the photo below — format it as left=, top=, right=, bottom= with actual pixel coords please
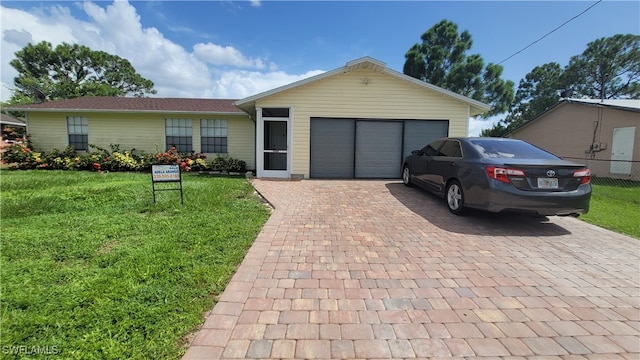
left=152, top=165, right=181, bottom=182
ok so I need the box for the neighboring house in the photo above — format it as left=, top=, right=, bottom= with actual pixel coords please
left=6, top=56, right=490, bottom=179
left=1, top=113, right=27, bottom=129
left=508, top=98, right=640, bottom=181
left=1, top=113, right=27, bottom=146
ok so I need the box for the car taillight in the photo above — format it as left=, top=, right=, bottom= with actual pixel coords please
left=485, top=166, right=525, bottom=184
left=573, top=168, right=591, bottom=184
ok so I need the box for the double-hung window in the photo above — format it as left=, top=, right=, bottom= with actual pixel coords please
left=200, top=119, right=228, bottom=153
left=67, top=116, right=88, bottom=151
left=165, top=118, right=193, bottom=152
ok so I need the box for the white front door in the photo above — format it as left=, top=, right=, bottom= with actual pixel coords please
left=263, top=120, right=288, bottom=176
left=257, top=108, right=291, bottom=178
left=610, top=126, right=635, bottom=175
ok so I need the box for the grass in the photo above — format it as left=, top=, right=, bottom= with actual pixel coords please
left=580, top=178, right=640, bottom=239
left=1, top=170, right=637, bottom=358
left=0, top=170, right=270, bottom=359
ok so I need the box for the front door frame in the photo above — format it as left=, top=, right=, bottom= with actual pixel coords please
left=256, top=107, right=291, bottom=178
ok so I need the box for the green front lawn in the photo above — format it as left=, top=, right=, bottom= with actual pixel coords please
left=581, top=179, right=640, bottom=239
left=0, top=170, right=270, bottom=359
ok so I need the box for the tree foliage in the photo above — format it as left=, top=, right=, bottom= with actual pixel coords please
left=403, top=20, right=515, bottom=118
left=565, top=34, right=640, bottom=99
left=482, top=34, right=640, bottom=137
left=9, top=41, right=156, bottom=103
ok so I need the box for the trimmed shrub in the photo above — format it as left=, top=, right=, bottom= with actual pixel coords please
left=210, top=155, right=246, bottom=173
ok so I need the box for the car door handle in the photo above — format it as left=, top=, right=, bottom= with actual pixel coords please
left=449, top=162, right=456, bottom=167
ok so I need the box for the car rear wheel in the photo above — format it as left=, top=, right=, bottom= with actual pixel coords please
left=402, top=165, right=412, bottom=187
left=446, top=180, right=465, bottom=215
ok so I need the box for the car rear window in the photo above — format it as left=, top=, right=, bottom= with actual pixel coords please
left=469, top=139, right=559, bottom=159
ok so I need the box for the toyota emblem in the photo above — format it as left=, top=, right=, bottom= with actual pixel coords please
left=546, top=170, right=556, bottom=177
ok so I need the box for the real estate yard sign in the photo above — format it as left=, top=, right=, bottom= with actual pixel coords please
left=151, top=164, right=184, bottom=204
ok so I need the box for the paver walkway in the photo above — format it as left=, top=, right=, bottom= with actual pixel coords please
left=183, top=179, right=639, bottom=359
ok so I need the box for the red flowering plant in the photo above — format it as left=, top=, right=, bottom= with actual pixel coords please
left=155, top=147, right=181, bottom=165
left=184, top=152, right=208, bottom=172
left=154, top=147, right=207, bottom=172
left=2, top=126, right=27, bottom=142
left=0, top=142, right=43, bottom=169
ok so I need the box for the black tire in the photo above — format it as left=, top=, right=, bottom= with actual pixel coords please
left=445, top=180, right=465, bottom=215
left=402, top=165, right=413, bottom=187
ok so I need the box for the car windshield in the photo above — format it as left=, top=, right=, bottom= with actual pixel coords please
left=469, top=139, right=559, bottom=159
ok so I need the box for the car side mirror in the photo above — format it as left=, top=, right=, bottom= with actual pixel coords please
left=411, top=150, right=422, bottom=156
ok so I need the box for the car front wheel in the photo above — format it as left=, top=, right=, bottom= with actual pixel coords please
left=402, top=165, right=412, bottom=187
left=446, top=180, right=465, bottom=215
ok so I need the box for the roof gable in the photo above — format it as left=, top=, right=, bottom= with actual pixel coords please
left=235, top=56, right=491, bottom=116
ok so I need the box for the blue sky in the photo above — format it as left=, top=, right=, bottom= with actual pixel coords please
left=1, top=0, right=638, bottom=135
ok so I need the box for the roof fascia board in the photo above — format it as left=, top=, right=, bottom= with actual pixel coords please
left=3, top=108, right=244, bottom=115
left=566, top=98, right=640, bottom=113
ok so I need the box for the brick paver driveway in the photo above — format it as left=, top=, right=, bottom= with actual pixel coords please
left=183, top=180, right=639, bottom=359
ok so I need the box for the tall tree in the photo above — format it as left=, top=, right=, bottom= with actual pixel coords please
left=9, top=41, right=156, bottom=103
left=481, top=34, right=640, bottom=137
left=403, top=20, right=514, bottom=118
left=564, top=34, right=640, bottom=100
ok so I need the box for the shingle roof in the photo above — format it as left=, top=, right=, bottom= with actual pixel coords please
left=1, top=113, right=27, bottom=126
left=5, top=97, right=244, bottom=114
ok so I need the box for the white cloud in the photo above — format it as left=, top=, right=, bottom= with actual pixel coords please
left=0, top=0, right=317, bottom=102
left=208, top=69, right=325, bottom=99
left=1, top=5, right=79, bottom=100
left=468, top=115, right=502, bottom=137
left=249, top=0, right=261, bottom=7
left=193, top=43, right=265, bottom=69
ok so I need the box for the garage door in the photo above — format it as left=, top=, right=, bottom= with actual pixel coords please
left=310, top=118, right=354, bottom=178
left=310, top=118, right=448, bottom=178
left=403, top=120, right=449, bottom=159
left=355, top=121, right=403, bottom=178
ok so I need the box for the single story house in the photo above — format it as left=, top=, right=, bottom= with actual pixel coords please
left=508, top=98, right=640, bottom=181
left=6, top=56, right=490, bottom=179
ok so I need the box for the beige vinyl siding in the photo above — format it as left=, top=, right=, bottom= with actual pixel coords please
left=225, top=115, right=255, bottom=170
left=24, top=111, right=256, bottom=170
left=26, top=113, right=68, bottom=151
left=200, top=115, right=255, bottom=170
left=88, top=113, right=165, bottom=152
left=255, top=68, right=471, bottom=176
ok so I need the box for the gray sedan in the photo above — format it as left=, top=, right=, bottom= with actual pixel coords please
left=402, top=137, right=592, bottom=216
